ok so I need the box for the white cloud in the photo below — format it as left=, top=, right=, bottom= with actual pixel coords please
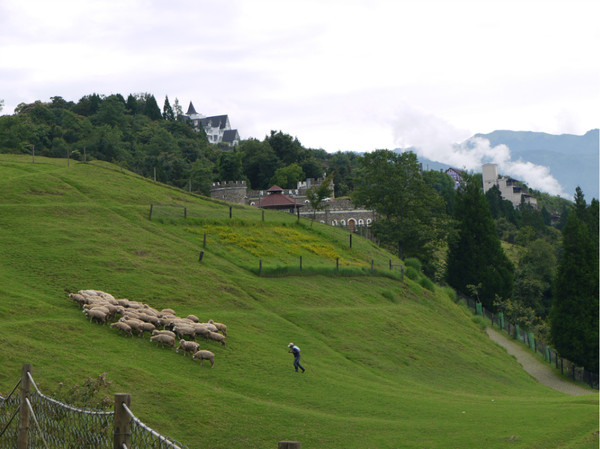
left=392, top=107, right=569, bottom=198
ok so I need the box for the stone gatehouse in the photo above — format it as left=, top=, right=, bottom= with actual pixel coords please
left=210, top=179, right=376, bottom=229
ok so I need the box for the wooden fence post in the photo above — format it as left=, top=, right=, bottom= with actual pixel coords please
left=203, top=233, right=207, bottom=248
left=278, top=442, right=301, bottom=449
left=349, top=233, right=352, bottom=248
left=17, top=363, right=32, bottom=449
left=198, top=251, right=204, bottom=262
left=336, top=258, right=339, bottom=272
left=184, top=207, right=187, bottom=219
left=371, top=259, right=374, bottom=273
left=259, top=260, right=262, bottom=276
left=229, top=206, right=232, bottom=219
left=300, top=256, right=302, bottom=271
left=149, top=204, right=153, bottom=220
left=262, top=210, right=265, bottom=222
left=113, top=393, right=131, bottom=449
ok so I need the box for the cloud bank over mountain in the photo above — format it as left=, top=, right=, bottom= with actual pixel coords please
left=392, top=107, right=597, bottom=199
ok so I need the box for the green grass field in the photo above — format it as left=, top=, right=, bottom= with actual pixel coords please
left=0, top=155, right=597, bottom=449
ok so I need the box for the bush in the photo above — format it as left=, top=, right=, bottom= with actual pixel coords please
left=404, top=257, right=422, bottom=272
left=404, top=266, right=419, bottom=280
left=441, top=286, right=456, bottom=301
left=471, top=315, right=487, bottom=331
left=419, top=277, right=435, bottom=292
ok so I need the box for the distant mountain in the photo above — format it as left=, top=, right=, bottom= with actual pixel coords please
left=415, top=129, right=599, bottom=201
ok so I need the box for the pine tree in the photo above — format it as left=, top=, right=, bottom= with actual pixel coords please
left=550, top=195, right=599, bottom=372
left=163, top=96, right=175, bottom=121
left=143, top=94, right=162, bottom=120
left=446, top=174, right=514, bottom=308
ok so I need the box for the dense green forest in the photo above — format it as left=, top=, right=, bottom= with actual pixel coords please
left=0, top=93, right=597, bottom=371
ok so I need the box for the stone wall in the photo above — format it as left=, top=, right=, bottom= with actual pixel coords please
left=210, top=181, right=247, bottom=204
left=210, top=183, right=376, bottom=228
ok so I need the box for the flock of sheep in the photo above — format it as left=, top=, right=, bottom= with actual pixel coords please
left=69, top=289, right=228, bottom=367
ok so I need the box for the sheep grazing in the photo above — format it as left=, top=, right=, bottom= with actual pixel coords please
left=173, top=325, right=196, bottom=341
left=192, top=350, right=215, bottom=367
left=208, top=319, right=227, bottom=337
left=161, top=308, right=176, bottom=316
left=192, top=324, right=212, bottom=339
left=69, top=293, right=86, bottom=307
left=110, top=321, right=133, bottom=338
left=176, top=340, right=200, bottom=357
left=85, top=308, right=108, bottom=325
left=185, top=314, right=199, bottom=323
left=207, top=331, right=226, bottom=346
left=152, top=330, right=176, bottom=339
left=150, top=334, right=175, bottom=349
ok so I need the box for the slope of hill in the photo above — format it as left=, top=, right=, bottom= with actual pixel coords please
left=0, top=155, right=597, bottom=449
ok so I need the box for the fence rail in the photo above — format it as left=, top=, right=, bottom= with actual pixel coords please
left=0, top=364, right=189, bottom=449
left=464, top=297, right=598, bottom=389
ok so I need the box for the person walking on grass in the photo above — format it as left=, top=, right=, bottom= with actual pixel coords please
left=288, top=343, right=305, bottom=373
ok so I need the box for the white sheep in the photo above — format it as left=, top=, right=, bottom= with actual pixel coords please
left=186, top=314, right=199, bottom=323
left=198, top=322, right=218, bottom=333
left=69, top=293, right=86, bottom=307
left=192, top=324, right=212, bottom=339
left=161, top=308, right=176, bottom=315
left=207, top=331, right=226, bottom=346
left=152, top=330, right=176, bottom=339
left=192, top=350, right=215, bottom=367
left=110, top=321, right=133, bottom=338
left=173, top=325, right=196, bottom=340
left=176, top=340, right=200, bottom=356
left=150, top=334, right=175, bottom=348
left=208, top=319, right=227, bottom=336
left=85, top=308, right=108, bottom=325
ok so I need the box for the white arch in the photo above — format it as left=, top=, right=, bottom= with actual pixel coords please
left=358, top=219, right=365, bottom=226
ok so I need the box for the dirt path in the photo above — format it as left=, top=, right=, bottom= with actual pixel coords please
left=485, top=327, right=595, bottom=396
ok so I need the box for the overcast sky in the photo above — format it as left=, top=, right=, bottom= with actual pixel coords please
left=1, top=0, right=598, bottom=196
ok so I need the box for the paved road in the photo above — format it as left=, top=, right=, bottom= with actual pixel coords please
left=485, top=327, right=595, bottom=396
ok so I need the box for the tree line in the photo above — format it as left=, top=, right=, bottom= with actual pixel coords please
left=0, top=94, right=597, bottom=372
left=0, top=94, right=360, bottom=198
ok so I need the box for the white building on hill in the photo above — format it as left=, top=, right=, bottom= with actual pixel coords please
left=482, top=163, right=537, bottom=208
left=184, top=102, right=240, bottom=146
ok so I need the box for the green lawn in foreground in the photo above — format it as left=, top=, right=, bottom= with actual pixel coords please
left=0, top=156, right=597, bottom=449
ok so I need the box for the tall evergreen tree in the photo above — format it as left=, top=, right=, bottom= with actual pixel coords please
left=550, top=194, right=599, bottom=372
left=143, top=94, right=162, bottom=120
left=446, top=174, right=514, bottom=308
left=163, top=96, right=175, bottom=121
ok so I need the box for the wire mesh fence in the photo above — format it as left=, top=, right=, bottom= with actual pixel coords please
left=463, top=296, right=599, bottom=389
left=0, top=380, right=21, bottom=446
left=28, top=384, right=114, bottom=449
left=0, top=366, right=191, bottom=449
left=124, top=403, right=189, bottom=449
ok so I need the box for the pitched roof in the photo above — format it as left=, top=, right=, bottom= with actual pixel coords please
left=259, top=186, right=304, bottom=208
left=222, top=129, right=240, bottom=143
left=200, top=115, right=229, bottom=129
left=186, top=102, right=197, bottom=115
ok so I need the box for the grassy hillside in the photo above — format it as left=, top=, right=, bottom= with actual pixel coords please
left=0, top=155, right=597, bottom=449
